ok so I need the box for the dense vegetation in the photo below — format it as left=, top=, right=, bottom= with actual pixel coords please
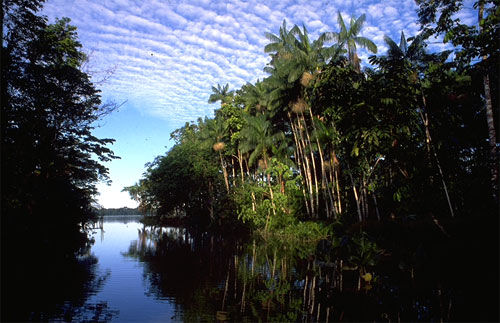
left=124, top=2, right=498, bottom=320
left=1, top=1, right=117, bottom=320
left=98, top=207, right=140, bottom=216
left=126, top=2, right=498, bottom=231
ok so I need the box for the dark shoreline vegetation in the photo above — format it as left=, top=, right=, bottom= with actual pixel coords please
left=1, top=0, right=499, bottom=321
left=98, top=207, right=140, bottom=216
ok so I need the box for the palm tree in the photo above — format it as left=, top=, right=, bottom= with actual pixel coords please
left=324, top=12, right=377, bottom=70
left=208, top=83, right=233, bottom=105
left=239, top=114, right=283, bottom=170
left=199, top=118, right=230, bottom=193
left=286, top=24, right=327, bottom=83
left=370, top=31, right=425, bottom=69
left=239, top=114, right=285, bottom=221
left=263, top=22, right=332, bottom=218
left=239, top=80, right=270, bottom=114
left=374, top=31, right=455, bottom=218
left=264, top=20, right=300, bottom=66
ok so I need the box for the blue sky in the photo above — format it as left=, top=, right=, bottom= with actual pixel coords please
left=41, top=0, right=476, bottom=208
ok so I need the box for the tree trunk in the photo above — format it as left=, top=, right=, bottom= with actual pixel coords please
left=479, top=2, right=498, bottom=200
left=231, top=157, right=236, bottom=187
left=219, top=151, right=230, bottom=193
left=332, top=152, right=343, bottom=215
left=297, top=117, right=316, bottom=217
left=419, top=108, right=455, bottom=218
left=314, top=123, right=336, bottom=218
left=308, top=109, right=336, bottom=218
left=289, top=113, right=311, bottom=216
left=347, top=163, right=363, bottom=222
left=264, top=155, right=276, bottom=219
left=238, top=149, right=245, bottom=183
left=301, top=112, right=319, bottom=217
left=373, top=193, right=381, bottom=221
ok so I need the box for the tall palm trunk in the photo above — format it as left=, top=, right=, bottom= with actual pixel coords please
left=309, top=110, right=336, bottom=218
left=347, top=163, right=363, bottom=222
left=296, top=117, right=316, bottom=217
left=219, top=151, right=230, bottom=193
left=479, top=1, right=498, bottom=200
left=419, top=107, right=455, bottom=218
left=335, top=165, right=342, bottom=214
left=231, top=157, right=236, bottom=187
left=329, top=152, right=342, bottom=215
left=289, top=112, right=311, bottom=217
left=300, top=111, right=320, bottom=217
left=243, top=156, right=257, bottom=211
left=263, top=155, right=276, bottom=220
left=238, top=149, right=245, bottom=183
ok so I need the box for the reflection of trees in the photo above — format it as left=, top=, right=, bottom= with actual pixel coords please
left=123, top=228, right=315, bottom=321
left=123, top=227, right=243, bottom=321
left=2, top=250, right=117, bottom=321
left=124, top=226, right=475, bottom=322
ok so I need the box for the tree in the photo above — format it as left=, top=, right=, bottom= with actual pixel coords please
left=208, top=83, right=233, bottom=105
left=324, top=12, right=377, bottom=70
left=200, top=117, right=231, bottom=193
left=1, top=1, right=118, bottom=256
left=2, top=2, right=119, bottom=320
left=239, top=114, right=285, bottom=219
left=415, top=0, right=499, bottom=200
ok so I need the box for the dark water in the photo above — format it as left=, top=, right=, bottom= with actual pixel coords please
left=6, top=216, right=498, bottom=322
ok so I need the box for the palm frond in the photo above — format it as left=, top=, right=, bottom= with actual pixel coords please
left=407, top=33, right=425, bottom=59
left=289, top=24, right=301, bottom=36
left=265, top=32, right=281, bottom=43
left=337, top=11, right=347, bottom=34
left=399, top=31, right=408, bottom=55
left=322, top=31, right=339, bottom=43
left=384, top=35, right=402, bottom=57
left=350, top=14, right=366, bottom=37
left=354, top=36, right=377, bottom=53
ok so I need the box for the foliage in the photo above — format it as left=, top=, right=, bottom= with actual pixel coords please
left=128, top=1, right=497, bottom=250
left=98, top=207, right=140, bottom=216
left=1, top=1, right=118, bottom=257
left=1, top=1, right=118, bottom=320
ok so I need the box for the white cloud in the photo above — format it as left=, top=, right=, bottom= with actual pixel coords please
left=383, top=6, right=398, bottom=17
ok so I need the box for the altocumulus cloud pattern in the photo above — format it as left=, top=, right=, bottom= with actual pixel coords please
left=42, top=0, right=476, bottom=124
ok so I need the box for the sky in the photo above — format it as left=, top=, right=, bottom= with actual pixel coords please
left=40, top=0, right=477, bottom=208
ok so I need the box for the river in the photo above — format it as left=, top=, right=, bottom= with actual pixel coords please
left=84, top=217, right=179, bottom=321
left=12, top=215, right=496, bottom=321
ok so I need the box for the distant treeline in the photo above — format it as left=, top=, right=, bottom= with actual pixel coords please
left=98, top=207, right=140, bottom=216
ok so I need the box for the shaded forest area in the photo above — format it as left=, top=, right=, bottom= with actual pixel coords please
left=1, top=1, right=118, bottom=320
left=98, top=207, right=140, bottom=216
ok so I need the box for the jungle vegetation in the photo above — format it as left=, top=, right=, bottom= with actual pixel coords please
left=125, top=1, right=498, bottom=233
left=124, top=4, right=499, bottom=319
left=2, top=1, right=118, bottom=320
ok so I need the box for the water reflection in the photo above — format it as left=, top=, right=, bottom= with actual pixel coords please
left=6, top=217, right=492, bottom=321
left=123, top=225, right=487, bottom=322
left=123, top=227, right=338, bottom=321
left=2, top=250, right=116, bottom=321
left=123, top=227, right=242, bottom=321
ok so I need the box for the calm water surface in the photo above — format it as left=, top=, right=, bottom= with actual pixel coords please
left=84, top=217, right=180, bottom=321
left=16, top=216, right=493, bottom=321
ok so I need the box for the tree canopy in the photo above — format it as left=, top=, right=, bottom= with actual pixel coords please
left=1, top=0, right=118, bottom=256
left=126, top=1, right=497, bottom=230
